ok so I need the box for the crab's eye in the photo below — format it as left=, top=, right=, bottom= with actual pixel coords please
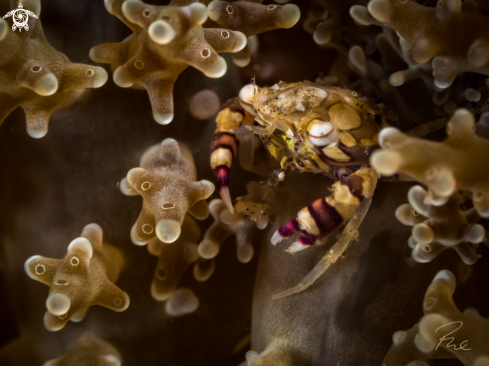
left=307, top=120, right=337, bottom=146
left=238, top=84, right=259, bottom=106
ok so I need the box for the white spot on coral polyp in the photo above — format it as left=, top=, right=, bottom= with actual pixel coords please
left=35, top=264, right=45, bottom=275
left=58, top=313, right=67, bottom=320
left=143, top=9, right=151, bottom=17
left=141, top=181, right=151, bottom=190
left=161, top=203, right=175, bottom=210
left=142, top=224, right=153, bottom=234
left=134, top=60, right=144, bottom=69
left=114, top=298, right=122, bottom=306
left=156, top=267, right=167, bottom=280
left=423, top=245, right=431, bottom=252
left=226, top=5, right=233, bottom=14
left=55, top=279, right=69, bottom=285
left=70, top=257, right=79, bottom=266
left=474, top=189, right=485, bottom=202
left=424, top=296, right=436, bottom=310
left=220, top=30, right=229, bottom=39
left=86, top=69, right=95, bottom=77
left=31, top=65, right=42, bottom=73
left=201, top=48, right=211, bottom=58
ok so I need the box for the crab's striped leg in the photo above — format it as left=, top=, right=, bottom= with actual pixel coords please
left=271, top=167, right=377, bottom=252
left=210, top=98, right=247, bottom=214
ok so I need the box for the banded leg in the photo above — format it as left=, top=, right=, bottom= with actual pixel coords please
left=273, top=196, right=373, bottom=299
left=272, top=167, right=378, bottom=253
left=210, top=97, right=244, bottom=213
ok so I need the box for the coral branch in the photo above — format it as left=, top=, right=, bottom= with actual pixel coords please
left=121, top=138, right=214, bottom=245
left=396, top=186, right=484, bottom=264
left=91, top=0, right=246, bottom=124
left=24, top=224, right=129, bottom=331
left=371, top=109, right=489, bottom=218
left=383, top=270, right=489, bottom=365
left=360, top=0, right=489, bottom=88
left=0, top=0, right=108, bottom=137
left=43, top=333, right=121, bottom=366
left=198, top=180, right=270, bottom=264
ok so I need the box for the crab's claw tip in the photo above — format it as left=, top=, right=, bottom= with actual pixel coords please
left=271, top=230, right=283, bottom=246
left=220, top=186, right=234, bottom=215
left=286, top=241, right=310, bottom=253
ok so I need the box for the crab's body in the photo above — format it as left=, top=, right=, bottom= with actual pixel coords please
left=241, top=81, right=391, bottom=175
left=210, top=80, right=395, bottom=297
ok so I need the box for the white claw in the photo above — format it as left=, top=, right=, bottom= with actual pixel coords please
left=271, top=230, right=284, bottom=246
left=286, top=241, right=310, bottom=253
left=219, top=186, right=234, bottom=214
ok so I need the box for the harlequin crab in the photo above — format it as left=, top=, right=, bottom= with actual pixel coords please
left=210, top=81, right=395, bottom=298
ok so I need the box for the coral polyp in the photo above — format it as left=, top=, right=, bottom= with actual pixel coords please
left=359, top=0, right=489, bottom=88
left=383, top=270, right=489, bottom=365
left=43, top=333, right=122, bottom=366
left=0, top=0, right=108, bottom=138
left=371, top=109, right=489, bottom=218
left=207, top=0, right=300, bottom=66
left=91, top=0, right=247, bottom=125
left=396, top=186, right=484, bottom=265
left=120, top=138, right=214, bottom=245
left=24, top=224, right=129, bottom=331
left=198, top=191, right=269, bottom=264
left=5, top=0, right=489, bottom=364
left=147, top=215, right=201, bottom=301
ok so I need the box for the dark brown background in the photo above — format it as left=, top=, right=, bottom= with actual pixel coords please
left=0, top=1, right=488, bottom=365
